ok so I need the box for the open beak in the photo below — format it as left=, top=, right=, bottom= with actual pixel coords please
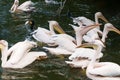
left=53, top=24, right=66, bottom=34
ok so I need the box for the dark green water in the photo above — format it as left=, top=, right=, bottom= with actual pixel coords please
left=0, top=0, right=120, bottom=80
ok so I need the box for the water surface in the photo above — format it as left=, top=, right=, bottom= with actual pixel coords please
left=0, top=0, right=120, bottom=80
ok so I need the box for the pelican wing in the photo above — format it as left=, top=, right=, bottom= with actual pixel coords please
left=43, top=47, right=72, bottom=55
left=65, top=59, right=90, bottom=69
left=7, top=42, right=22, bottom=56
left=32, top=27, right=54, bottom=43
left=7, top=40, right=37, bottom=65
left=89, top=62, right=120, bottom=77
left=69, top=48, right=103, bottom=60
left=18, top=1, right=35, bottom=9
left=12, top=52, right=47, bottom=68
left=51, top=34, right=76, bottom=52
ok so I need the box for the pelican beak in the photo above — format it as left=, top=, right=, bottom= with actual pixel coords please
left=81, top=23, right=102, bottom=35
left=0, top=45, right=3, bottom=49
left=98, top=13, right=109, bottom=23
left=53, top=24, right=66, bottom=34
left=76, top=43, right=98, bottom=50
left=87, top=23, right=102, bottom=27
left=96, top=12, right=109, bottom=23
left=100, top=16, right=109, bottom=23
left=69, top=24, right=78, bottom=29
left=0, top=42, right=4, bottom=49
left=109, top=26, right=120, bottom=35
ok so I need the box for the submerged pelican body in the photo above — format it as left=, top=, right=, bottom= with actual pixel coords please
left=65, top=22, right=120, bottom=69
left=0, top=40, right=47, bottom=68
left=72, top=12, right=109, bottom=43
left=10, top=0, right=36, bottom=13
left=65, top=40, right=104, bottom=69
left=28, top=20, right=66, bottom=46
left=43, top=34, right=76, bottom=56
left=81, top=43, right=120, bottom=80
left=43, top=24, right=101, bottom=56
left=73, top=12, right=108, bottom=26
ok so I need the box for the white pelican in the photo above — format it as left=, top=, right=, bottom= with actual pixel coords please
left=72, top=12, right=109, bottom=43
left=26, top=20, right=66, bottom=46
left=82, top=23, right=120, bottom=43
left=43, top=24, right=101, bottom=56
left=65, top=22, right=120, bottom=69
left=0, top=40, right=47, bottom=68
left=72, top=12, right=108, bottom=27
left=81, top=43, right=120, bottom=80
left=69, top=23, right=101, bottom=46
left=42, top=33, right=76, bottom=55
left=65, top=40, right=104, bottom=69
left=101, top=23, right=120, bottom=42
left=10, top=0, right=36, bottom=13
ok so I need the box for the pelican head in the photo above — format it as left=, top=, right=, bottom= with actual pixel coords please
left=104, top=23, right=120, bottom=34
left=25, top=20, right=35, bottom=32
left=95, top=12, right=109, bottom=23
left=0, top=40, right=7, bottom=50
left=102, top=23, right=120, bottom=42
left=25, top=20, right=35, bottom=27
left=10, top=0, right=19, bottom=13
left=10, top=0, right=36, bottom=13
left=24, top=39, right=37, bottom=48
left=71, top=17, right=84, bottom=26
left=48, top=20, right=65, bottom=34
